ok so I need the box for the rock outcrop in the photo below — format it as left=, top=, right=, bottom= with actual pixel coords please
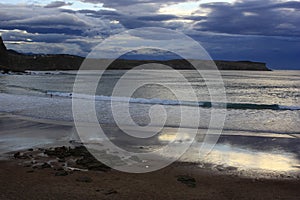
left=214, top=60, right=270, bottom=71
left=0, top=37, right=84, bottom=72
left=0, top=37, right=9, bottom=70
left=0, top=37, right=270, bottom=72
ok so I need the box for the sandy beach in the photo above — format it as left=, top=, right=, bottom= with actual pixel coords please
left=0, top=114, right=300, bottom=200
left=1, top=156, right=300, bottom=200
left=0, top=69, right=299, bottom=199
left=0, top=113, right=299, bottom=199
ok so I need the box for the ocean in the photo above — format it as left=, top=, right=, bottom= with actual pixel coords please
left=0, top=70, right=299, bottom=176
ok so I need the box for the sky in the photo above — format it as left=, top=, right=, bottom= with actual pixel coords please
left=0, top=0, right=299, bottom=69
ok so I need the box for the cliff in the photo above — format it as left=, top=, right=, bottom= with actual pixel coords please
left=0, top=37, right=84, bottom=72
left=0, top=37, right=270, bottom=72
left=0, top=37, right=9, bottom=69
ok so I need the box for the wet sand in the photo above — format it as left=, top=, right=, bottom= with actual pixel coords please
left=1, top=113, right=300, bottom=199
left=1, top=113, right=299, bottom=175
left=1, top=159, right=300, bottom=200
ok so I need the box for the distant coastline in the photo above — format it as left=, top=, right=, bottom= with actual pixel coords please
left=0, top=37, right=271, bottom=72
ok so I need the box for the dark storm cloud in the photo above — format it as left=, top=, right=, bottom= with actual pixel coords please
left=237, top=0, right=300, bottom=10
left=0, top=1, right=299, bottom=69
left=77, top=0, right=300, bottom=37
left=0, top=3, right=124, bottom=56
left=194, top=0, right=300, bottom=37
left=137, top=14, right=178, bottom=21
left=75, top=8, right=180, bottom=29
left=44, top=1, right=73, bottom=8
left=2, top=1, right=299, bottom=39
left=1, top=10, right=89, bottom=36
left=0, top=3, right=124, bottom=35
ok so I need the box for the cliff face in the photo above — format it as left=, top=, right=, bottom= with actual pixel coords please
left=0, top=37, right=270, bottom=71
left=214, top=60, right=269, bottom=71
left=6, top=53, right=84, bottom=71
left=0, top=37, right=9, bottom=68
left=0, top=37, right=7, bottom=51
left=0, top=37, right=84, bottom=72
left=106, top=59, right=269, bottom=71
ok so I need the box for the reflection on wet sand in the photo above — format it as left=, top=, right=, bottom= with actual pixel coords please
left=203, top=144, right=300, bottom=172
left=1, top=113, right=299, bottom=177
left=157, top=129, right=300, bottom=174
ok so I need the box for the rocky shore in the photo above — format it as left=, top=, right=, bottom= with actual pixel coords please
left=13, top=146, right=111, bottom=174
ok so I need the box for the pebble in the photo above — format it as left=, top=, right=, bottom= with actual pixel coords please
left=176, top=175, right=196, bottom=188
left=104, top=189, right=118, bottom=195
left=55, top=171, right=68, bottom=176
left=76, top=176, right=92, bottom=183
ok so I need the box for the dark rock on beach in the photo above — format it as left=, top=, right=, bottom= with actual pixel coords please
left=13, top=145, right=111, bottom=175
left=104, top=189, right=118, bottom=195
left=44, top=146, right=111, bottom=172
left=76, top=155, right=111, bottom=172
left=55, top=171, right=68, bottom=176
left=44, top=146, right=72, bottom=159
left=40, top=163, right=51, bottom=169
left=13, top=152, right=30, bottom=159
left=76, top=176, right=93, bottom=183
left=176, top=175, right=197, bottom=188
left=44, top=146, right=89, bottom=158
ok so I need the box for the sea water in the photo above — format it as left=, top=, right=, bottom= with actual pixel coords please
left=0, top=70, right=299, bottom=176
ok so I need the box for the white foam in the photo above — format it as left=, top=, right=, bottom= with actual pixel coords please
left=46, top=91, right=300, bottom=111
left=1, top=92, right=299, bottom=134
left=47, top=91, right=204, bottom=107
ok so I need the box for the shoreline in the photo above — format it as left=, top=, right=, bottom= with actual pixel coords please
left=0, top=113, right=300, bottom=199
left=0, top=112, right=299, bottom=179
left=4, top=144, right=300, bottom=180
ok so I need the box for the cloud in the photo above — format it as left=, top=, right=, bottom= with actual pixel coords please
left=5, top=41, right=85, bottom=56
left=0, top=3, right=124, bottom=34
left=137, top=14, right=178, bottom=21
left=80, top=0, right=195, bottom=7
left=0, top=0, right=299, bottom=69
left=193, top=0, right=300, bottom=37
left=44, top=1, right=73, bottom=8
left=79, top=0, right=200, bottom=16
left=8, top=13, right=89, bottom=27
left=0, top=3, right=125, bottom=56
